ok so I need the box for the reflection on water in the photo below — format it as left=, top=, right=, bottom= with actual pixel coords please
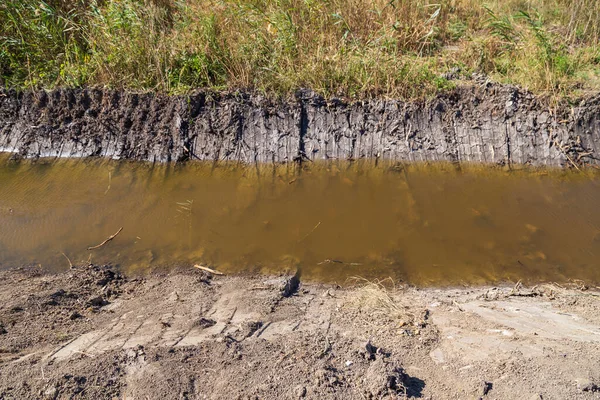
left=1, top=155, right=600, bottom=285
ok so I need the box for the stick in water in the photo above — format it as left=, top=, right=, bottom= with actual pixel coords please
left=87, top=227, right=123, bottom=250
left=298, top=221, right=321, bottom=243
left=194, top=264, right=225, bottom=275
left=61, top=252, right=74, bottom=269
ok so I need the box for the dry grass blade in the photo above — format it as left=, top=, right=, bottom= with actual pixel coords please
left=193, top=264, right=225, bottom=276
left=298, top=221, right=321, bottom=243
left=61, top=252, right=74, bottom=269
left=346, top=277, right=413, bottom=323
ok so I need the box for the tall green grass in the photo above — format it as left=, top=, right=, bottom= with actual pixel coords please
left=1, top=0, right=600, bottom=99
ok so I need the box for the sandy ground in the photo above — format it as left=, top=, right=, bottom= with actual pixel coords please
left=1, top=265, right=600, bottom=399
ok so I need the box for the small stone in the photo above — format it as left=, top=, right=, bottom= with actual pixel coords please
left=363, top=358, right=408, bottom=397
left=281, top=273, right=300, bottom=298
left=256, top=383, right=270, bottom=392
left=96, top=269, right=115, bottom=286
left=429, top=348, right=445, bottom=364
left=43, top=385, right=58, bottom=400
left=576, top=378, right=599, bottom=392
left=50, top=289, right=66, bottom=299
left=87, top=296, right=107, bottom=308
left=364, top=340, right=378, bottom=360
left=295, top=386, right=306, bottom=398
left=69, top=312, right=82, bottom=320
left=241, top=321, right=263, bottom=338
left=345, top=360, right=354, bottom=367
left=194, top=317, right=216, bottom=329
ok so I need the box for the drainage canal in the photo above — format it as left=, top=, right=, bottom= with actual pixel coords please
left=1, top=156, right=600, bottom=285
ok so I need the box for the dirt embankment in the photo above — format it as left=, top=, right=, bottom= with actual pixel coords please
left=1, top=265, right=600, bottom=399
left=1, top=84, right=600, bottom=166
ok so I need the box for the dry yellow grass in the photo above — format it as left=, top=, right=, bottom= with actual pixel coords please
left=346, top=277, right=415, bottom=324
left=2, top=0, right=600, bottom=99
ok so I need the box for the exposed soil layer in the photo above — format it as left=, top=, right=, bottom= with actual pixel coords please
left=2, top=265, right=600, bottom=399
left=2, top=84, right=600, bottom=166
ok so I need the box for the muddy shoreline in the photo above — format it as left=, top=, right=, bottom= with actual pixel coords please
left=2, top=264, right=600, bottom=399
left=1, top=84, right=600, bottom=166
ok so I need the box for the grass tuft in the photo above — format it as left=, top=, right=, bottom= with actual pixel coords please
left=347, top=277, right=413, bottom=322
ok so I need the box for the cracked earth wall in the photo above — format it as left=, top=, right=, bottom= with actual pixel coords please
left=1, top=84, right=599, bottom=167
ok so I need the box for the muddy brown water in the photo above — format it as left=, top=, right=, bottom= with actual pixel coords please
left=1, top=155, right=600, bottom=285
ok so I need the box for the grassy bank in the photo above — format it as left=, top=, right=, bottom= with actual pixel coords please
left=1, top=0, right=600, bottom=99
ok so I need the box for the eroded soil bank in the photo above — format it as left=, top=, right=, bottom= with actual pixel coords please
left=1, top=84, right=600, bottom=166
left=1, top=264, right=600, bottom=399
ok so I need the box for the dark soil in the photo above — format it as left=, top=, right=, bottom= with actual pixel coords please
left=1, top=84, right=599, bottom=166
left=0, top=265, right=128, bottom=355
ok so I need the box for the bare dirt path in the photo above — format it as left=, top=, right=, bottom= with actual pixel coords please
left=1, top=265, right=600, bottom=399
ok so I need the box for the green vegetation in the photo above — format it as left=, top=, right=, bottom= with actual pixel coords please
left=1, top=0, right=600, bottom=99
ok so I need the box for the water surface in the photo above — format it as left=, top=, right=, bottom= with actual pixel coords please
left=1, top=156, right=600, bottom=285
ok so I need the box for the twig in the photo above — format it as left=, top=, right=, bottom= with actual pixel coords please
left=318, top=259, right=362, bottom=266
left=87, top=227, right=123, bottom=250
left=510, top=279, right=522, bottom=295
left=553, top=139, right=581, bottom=171
left=452, top=300, right=464, bottom=312
left=61, top=252, right=74, bottom=269
left=254, top=321, right=272, bottom=338
left=318, top=259, right=343, bottom=265
left=298, top=221, right=321, bottom=243
left=184, top=145, right=202, bottom=161
left=193, top=264, right=225, bottom=275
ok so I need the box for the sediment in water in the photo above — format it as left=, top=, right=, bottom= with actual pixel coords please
left=1, top=84, right=599, bottom=166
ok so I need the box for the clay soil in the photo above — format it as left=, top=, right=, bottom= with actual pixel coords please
left=1, top=264, right=600, bottom=400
